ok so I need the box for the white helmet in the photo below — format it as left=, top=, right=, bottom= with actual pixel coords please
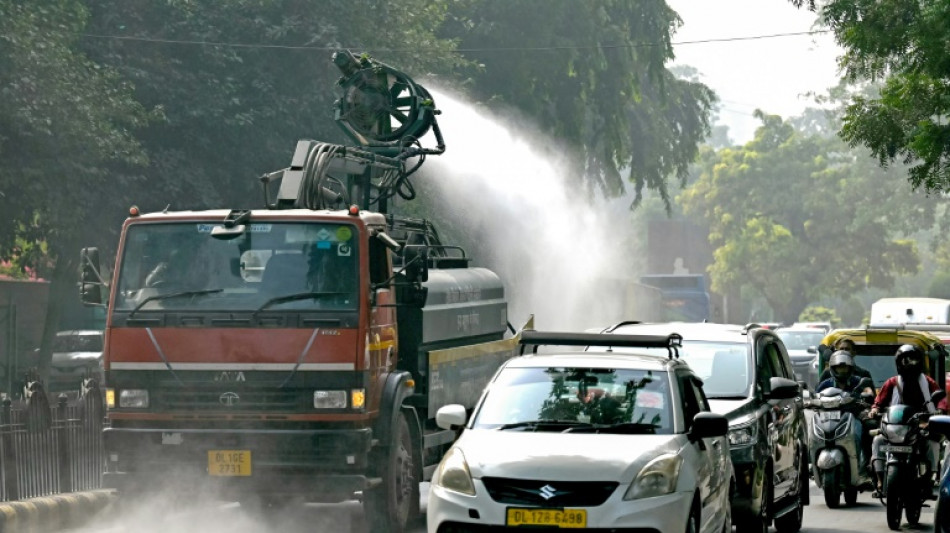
left=829, top=350, right=854, bottom=381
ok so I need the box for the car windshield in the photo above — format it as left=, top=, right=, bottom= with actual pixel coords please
left=471, top=366, right=673, bottom=434
left=589, top=341, right=752, bottom=398
left=52, top=333, right=103, bottom=352
left=777, top=330, right=824, bottom=351
left=114, top=222, right=359, bottom=312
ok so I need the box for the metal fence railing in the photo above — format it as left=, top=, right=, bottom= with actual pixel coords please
left=0, top=382, right=104, bottom=501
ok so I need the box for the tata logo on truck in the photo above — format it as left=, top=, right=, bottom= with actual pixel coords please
left=215, top=371, right=246, bottom=382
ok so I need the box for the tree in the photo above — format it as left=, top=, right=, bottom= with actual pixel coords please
left=0, top=0, right=154, bottom=377
left=679, top=111, right=937, bottom=323
left=438, top=0, right=717, bottom=206
left=792, top=0, right=950, bottom=192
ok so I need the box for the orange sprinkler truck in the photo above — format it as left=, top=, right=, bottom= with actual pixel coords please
left=78, top=51, right=518, bottom=533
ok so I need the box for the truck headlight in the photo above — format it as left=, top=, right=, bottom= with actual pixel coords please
left=728, top=422, right=756, bottom=447
left=433, top=447, right=475, bottom=496
left=625, top=454, right=682, bottom=500
left=118, top=389, right=149, bottom=408
left=313, top=390, right=347, bottom=409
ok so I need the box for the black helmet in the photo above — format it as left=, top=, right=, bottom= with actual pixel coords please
left=895, top=344, right=924, bottom=377
left=829, top=350, right=854, bottom=381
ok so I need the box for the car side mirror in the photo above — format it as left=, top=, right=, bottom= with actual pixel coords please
left=929, top=415, right=950, bottom=438
left=435, top=404, right=468, bottom=431
left=767, top=376, right=800, bottom=400
left=688, top=412, right=728, bottom=441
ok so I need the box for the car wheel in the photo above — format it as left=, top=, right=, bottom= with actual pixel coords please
left=685, top=501, right=700, bottom=533
left=774, top=473, right=804, bottom=533
left=736, top=468, right=770, bottom=533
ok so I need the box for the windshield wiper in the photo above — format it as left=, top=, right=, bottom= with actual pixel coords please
left=496, top=420, right=591, bottom=431
left=565, top=422, right=659, bottom=434
left=255, top=292, right=349, bottom=313
left=130, top=289, right=223, bottom=316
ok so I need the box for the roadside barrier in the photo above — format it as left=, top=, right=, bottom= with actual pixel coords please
left=0, top=489, right=115, bottom=532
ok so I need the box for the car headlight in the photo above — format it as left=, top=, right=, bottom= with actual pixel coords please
left=625, top=454, right=682, bottom=500
left=313, top=390, right=347, bottom=409
left=433, top=447, right=475, bottom=496
left=728, top=423, right=756, bottom=447
left=118, top=389, right=149, bottom=408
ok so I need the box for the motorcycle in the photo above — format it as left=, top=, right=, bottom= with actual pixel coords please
left=807, top=384, right=874, bottom=508
left=874, top=389, right=947, bottom=531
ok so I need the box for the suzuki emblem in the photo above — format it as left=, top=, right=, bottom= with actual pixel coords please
left=539, top=484, right=557, bottom=500
left=219, top=392, right=240, bottom=407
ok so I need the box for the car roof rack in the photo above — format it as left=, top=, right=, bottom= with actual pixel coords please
left=519, top=330, right=683, bottom=359
left=599, top=320, right=643, bottom=333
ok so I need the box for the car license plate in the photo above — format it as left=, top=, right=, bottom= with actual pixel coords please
left=882, top=445, right=912, bottom=454
left=208, top=450, right=251, bottom=476
left=819, top=411, right=841, bottom=421
left=506, top=508, right=586, bottom=528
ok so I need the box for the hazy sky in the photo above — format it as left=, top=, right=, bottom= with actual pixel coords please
left=666, top=0, right=843, bottom=144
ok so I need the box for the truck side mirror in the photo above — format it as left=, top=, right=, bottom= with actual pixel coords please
left=405, top=249, right=429, bottom=283
left=79, top=247, right=104, bottom=306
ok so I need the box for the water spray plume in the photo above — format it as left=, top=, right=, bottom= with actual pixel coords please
left=418, top=88, right=643, bottom=331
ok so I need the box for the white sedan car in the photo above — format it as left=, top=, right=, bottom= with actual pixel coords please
left=428, top=330, right=733, bottom=533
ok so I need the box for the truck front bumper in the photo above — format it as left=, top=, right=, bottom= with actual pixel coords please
left=102, top=426, right=375, bottom=502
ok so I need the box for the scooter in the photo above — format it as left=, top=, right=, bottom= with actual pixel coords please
left=874, top=389, right=947, bottom=530
left=807, top=385, right=874, bottom=508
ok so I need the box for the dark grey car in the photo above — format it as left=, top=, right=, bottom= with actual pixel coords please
left=592, top=321, right=809, bottom=533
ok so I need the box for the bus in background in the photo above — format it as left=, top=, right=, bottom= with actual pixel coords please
left=870, top=297, right=950, bottom=326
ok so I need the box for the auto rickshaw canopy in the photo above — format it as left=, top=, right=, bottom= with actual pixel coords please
left=817, top=327, right=948, bottom=392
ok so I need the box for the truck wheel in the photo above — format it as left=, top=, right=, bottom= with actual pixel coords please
left=365, top=412, right=418, bottom=533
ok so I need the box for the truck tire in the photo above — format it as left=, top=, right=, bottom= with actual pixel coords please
left=365, top=412, right=418, bottom=533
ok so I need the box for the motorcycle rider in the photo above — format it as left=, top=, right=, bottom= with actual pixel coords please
left=868, top=344, right=946, bottom=495
left=818, top=338, right=873, bottom=384
left=815, top=351, right=874, bottom=470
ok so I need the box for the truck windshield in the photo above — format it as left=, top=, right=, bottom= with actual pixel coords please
left=114, top=221, right=359, bottom=312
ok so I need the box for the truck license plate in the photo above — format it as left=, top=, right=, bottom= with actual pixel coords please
left=208, top=450, right=251, bottom=476
left=882, top=445, right=912, bottom=454
left=506, top=508, right=586, bottom=528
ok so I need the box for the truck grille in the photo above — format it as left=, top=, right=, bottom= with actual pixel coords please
left=154, top=389, right=302, bottom=411
left=481, top=477, right=618, bottom=507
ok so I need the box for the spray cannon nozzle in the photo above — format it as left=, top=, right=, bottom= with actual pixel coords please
left=332, top=50, right=362, bottom=79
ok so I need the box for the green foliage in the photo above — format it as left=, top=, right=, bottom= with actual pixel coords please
left=796, top=0, right=950, bottom=192
left=928, top=271, right=950, bottom=300
left=679, top=111, right=938, bottom=323
left=0, top=0, right=153, bottom=273
left=439, top=0, right=717, bottom=208
left=798, top=306, right=840, bottom=326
